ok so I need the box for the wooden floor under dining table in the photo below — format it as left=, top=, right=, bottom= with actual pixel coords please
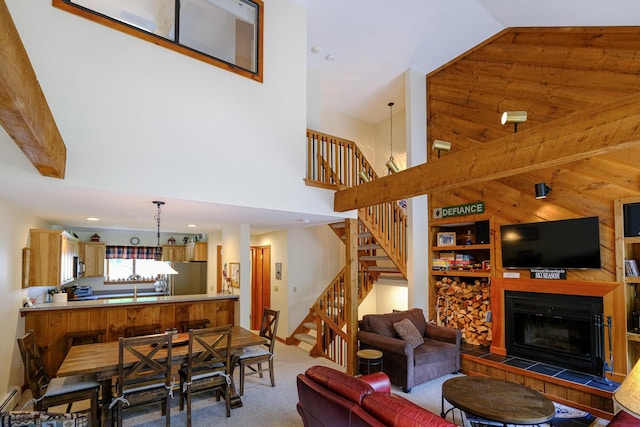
left=57, top=325, right=267, bottom=423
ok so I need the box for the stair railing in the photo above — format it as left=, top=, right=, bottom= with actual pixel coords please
left=306, top=129, right=407, bottom=275
left=301, top=129, right=407, bottom=366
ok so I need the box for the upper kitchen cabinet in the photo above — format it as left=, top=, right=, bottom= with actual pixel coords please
left=28, top=229, right=80, bottom=287
left=82, top=242, right=106, bottom=277
left=186, top=242, right=207, bottom=262
left=162, top=245, right=186, bottom=262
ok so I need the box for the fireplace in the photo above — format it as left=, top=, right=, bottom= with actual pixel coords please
left=505, top=291, right=604, bottom=375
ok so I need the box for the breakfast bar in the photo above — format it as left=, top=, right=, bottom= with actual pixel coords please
left=20, top=294, right=238, bottom=378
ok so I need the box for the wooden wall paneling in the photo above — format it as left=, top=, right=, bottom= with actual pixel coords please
left=47, top=310, right=69, bottom=377
left=158, top=304, right=175, bottom=332
left=108, top=308, right=128, bottom=338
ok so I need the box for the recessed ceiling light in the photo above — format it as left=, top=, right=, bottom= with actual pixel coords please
left=310, top=46, right=320, bottom=54
left=187, top=224, right=197, bottom=228
left=299, top=219, right=310, bottom=223
left=85, top=217, right=100, bottom=221
left=325, top=54, right=335, bottom=62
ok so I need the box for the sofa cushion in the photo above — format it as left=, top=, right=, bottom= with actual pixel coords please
left=362, top=392, right=456, bottom=427
left=305, top=365, right=373, bottom=405
left=414, top=338, right=459, bottom=365
left=362, top=308, right=428, bottom=337
left=393, top=318, right=424, bottom=348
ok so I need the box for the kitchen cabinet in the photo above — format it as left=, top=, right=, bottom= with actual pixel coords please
left=82, top=242, right=105, bottom=277
left=162, top=245, right=186, bottom=262
left=29, top=229, right=80, bottom=287
left=186, top=242, right=207, bottom=261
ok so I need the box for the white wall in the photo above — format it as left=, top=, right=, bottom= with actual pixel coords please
left=252, top=231, right=288, bottom=339
left=0, top=196, right=48, bottom=394
left=287, top=226, right=344, bottom=335
left=2, top=0, right=339, bottom=221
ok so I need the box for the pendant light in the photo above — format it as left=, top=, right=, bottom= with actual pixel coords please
left=151, top=201, right=178, bottom=288
left=385, top=102, right=400, bottom=174
left=153, top=200, right=165, bottom=261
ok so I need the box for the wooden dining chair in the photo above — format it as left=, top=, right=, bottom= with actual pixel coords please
left=65, top=329, right=106, bottom=353
left=179, top=325, right=232, bottom=425
left=17, top=331, right=100, bottom=427
left=237, top=308, right=280, bottom=395
left=112, top=333, right=173, bottom=427
left=124, top=324, right=161, bottom=337
left=179, top=319, right=211, bottom=333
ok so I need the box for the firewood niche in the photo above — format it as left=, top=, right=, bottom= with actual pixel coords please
left=436, top=277, right=492, bottom=346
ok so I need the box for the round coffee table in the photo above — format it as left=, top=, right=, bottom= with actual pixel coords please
left=441, top=376, right=556, bottom=426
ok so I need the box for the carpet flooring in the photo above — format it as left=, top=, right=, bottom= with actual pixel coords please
left=19, top=342, right=604, bottom=427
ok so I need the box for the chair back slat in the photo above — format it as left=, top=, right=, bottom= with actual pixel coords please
left=17, top=330, right=49, bottom=400
left=118, top=333, right=172, bottom=387
left=188, top=325, right=232, bottom=374
left=260, top=308, right=280, bottom=353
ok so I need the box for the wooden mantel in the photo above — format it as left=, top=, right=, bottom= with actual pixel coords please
left=0, top=0, right=66, bottom=178
left=490, top=277, right=626, bottom=382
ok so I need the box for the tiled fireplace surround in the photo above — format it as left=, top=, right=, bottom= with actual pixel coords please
left=458, top=277, right=625, bottom=420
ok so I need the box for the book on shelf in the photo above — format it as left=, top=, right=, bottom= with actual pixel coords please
left=625, top=259, right=639, bottom=277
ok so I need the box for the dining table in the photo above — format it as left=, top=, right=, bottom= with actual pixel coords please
left=57, top=325, right=267, bottom=423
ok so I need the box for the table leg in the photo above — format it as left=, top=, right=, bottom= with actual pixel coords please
left=99, top=378, right=113, bottom=426
left=228, top=354, right=243, bottom=409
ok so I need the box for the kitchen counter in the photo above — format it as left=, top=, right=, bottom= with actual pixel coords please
left=21, top=293, right=238, bottom=378
left=20, top=293, right=237, bottom=314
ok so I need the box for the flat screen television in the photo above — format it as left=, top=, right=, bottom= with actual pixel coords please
left=500, top=216, right=601, bottom=269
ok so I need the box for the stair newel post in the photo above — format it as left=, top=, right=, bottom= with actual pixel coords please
left=345, top=218, right=359, bottom=375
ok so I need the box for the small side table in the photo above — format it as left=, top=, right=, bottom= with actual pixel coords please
left=357, top=349, right=383, bottom=375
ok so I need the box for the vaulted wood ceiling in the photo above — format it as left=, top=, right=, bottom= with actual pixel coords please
left=336, top=26, right=640, bottom=283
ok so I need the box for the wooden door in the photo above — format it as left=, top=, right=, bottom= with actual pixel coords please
left=250, top=246, right=271, bottom=330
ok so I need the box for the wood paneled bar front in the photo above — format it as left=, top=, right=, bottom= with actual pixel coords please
left=19, top=294, right=238, bottom=378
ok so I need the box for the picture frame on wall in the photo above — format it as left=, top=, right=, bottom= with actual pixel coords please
left=230, top=262, right=240, bottom=287
left=437, top=232, right=456, bottom=247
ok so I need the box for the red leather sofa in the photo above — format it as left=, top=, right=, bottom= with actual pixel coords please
left=608, top=410, right=640, bottom=426
left=296, top=365, right=457, bottom=427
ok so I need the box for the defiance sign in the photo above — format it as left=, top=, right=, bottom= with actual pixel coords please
left=433, top=202, right=485, bottom=219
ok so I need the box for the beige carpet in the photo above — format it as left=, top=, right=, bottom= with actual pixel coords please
left=18, top=343, right=604, bottom=427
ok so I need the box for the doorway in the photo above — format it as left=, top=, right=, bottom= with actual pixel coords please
left=250, top=246, right=271, bottom=330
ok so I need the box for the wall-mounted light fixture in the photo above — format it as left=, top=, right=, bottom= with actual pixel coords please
left=534, top=183, right=551, bottom=199
left=386, top=102, right=400, bottom=174
left=501, top=111, right=527, bottom=133
left=432, top=140, right=452, bottom=158
left=358, top=171, right=370, bottom=183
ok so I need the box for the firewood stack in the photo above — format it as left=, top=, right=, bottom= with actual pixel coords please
left=435, top=277, right=492, bottom=346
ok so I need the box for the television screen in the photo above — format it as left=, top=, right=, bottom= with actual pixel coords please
left=500, top=216, right=601, bottom=269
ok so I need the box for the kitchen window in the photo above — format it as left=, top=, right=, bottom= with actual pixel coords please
left=53, top=0, right=263, bottom=82
left=104, top=245, right=162, bottom=283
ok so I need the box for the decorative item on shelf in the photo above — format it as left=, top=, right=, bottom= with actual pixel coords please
left=437, top=232, right=456, bottom=247
left=167, top=236, right=176, bottom=245
left=90, top=233, right=100, bottom=242
left=465, top=230, right=473, bottom=245
left=183, top=236, right=190, bottom=244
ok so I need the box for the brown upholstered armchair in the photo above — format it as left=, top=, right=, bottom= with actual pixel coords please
left=357, top=308, right=461, bottom=392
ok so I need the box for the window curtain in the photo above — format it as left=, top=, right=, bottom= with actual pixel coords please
left=105, top=246, right=159, bottom=259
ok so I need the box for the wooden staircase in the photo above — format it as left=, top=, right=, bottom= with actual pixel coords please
left=289, top=130, right=407, bottom=368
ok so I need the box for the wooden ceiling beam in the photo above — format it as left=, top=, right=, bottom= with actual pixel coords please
left=334, top=92, right=640, bottom=212
left=0, top=0, right=66, bottom=178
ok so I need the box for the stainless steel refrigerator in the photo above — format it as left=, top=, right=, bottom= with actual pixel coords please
left=170, top=262, right=207, bottom=295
